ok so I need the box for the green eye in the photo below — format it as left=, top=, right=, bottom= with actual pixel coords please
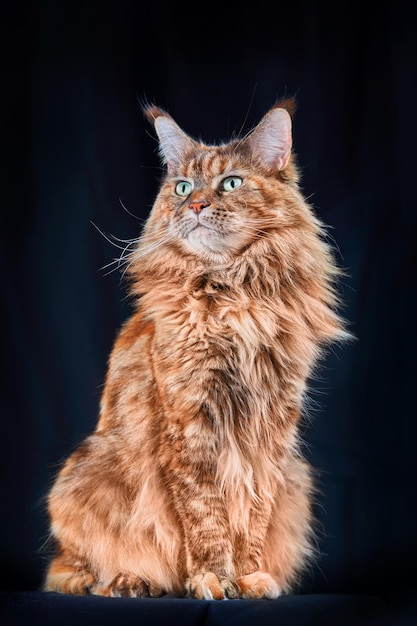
left=222, top=176, right=243, bottom=192
left=175, top=181, right=193, bottom=196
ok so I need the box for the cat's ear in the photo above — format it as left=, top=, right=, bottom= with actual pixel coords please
left=144, top=105, right=195, bottom=172
left=245, top=105, right=293, bottom=171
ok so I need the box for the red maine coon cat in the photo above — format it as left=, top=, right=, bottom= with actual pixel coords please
left=44, top=101, right=348, bottom=600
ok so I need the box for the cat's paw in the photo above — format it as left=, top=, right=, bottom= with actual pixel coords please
left=186, top=572, right=240, bottom=600
left=44, top=554, right=97, bottom=595
left=236, top=571, right=281, bottom=599
left=45, top=568, right=97, bottom=595
left=97, top=574, right=164, bottom=598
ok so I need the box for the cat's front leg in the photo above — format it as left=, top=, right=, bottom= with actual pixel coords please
left=235, top=460, right=314, bottom=598
left=177, top=478, right=240, bottom=600
left=234, top=500, right=282, bottom=599
left=161, top=417, right=240, bottom=600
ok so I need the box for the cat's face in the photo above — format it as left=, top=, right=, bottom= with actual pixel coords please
left=143, top=105, right=297, bottom=263
left=156, top=148, right=280, bottom=259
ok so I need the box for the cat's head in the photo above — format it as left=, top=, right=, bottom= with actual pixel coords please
left=142, top=102, right=302, bottom=264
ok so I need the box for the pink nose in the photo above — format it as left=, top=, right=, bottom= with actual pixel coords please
left=189, top=200, right=210, bottom=214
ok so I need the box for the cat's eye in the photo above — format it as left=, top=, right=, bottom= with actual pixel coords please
left=222, top=176, right=243, bottom=192
left=175, top=181, right=193, bottom=197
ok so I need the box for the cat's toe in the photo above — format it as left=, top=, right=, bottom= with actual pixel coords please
left=219, top=576, right=240, bottom=599
left=186, top=572, right=240, bottom=600
left=100, top=574, right=151, bottom=598
left=147, top=583, right=165, bottom=598
left=236, top=571, right=281, bottom=599
left=44, top=553, right=98, bottom=595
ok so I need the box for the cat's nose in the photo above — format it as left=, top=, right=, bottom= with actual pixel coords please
left=189, top=200, right=210, bottom=214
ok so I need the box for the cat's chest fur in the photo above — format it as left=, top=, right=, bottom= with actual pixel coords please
left=143, top=272, right=287, bottom=438
left=144, top=276, right=291, bottom=516
left=150, top=277, right=275, bottom=369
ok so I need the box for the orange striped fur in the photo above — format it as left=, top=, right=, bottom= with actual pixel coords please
left=44, top=102, right=348, bottom=599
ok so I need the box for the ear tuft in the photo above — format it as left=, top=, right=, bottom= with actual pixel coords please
left=275, top=97, right=297, bottom=120
left=143, top=104, right=168, bottom=125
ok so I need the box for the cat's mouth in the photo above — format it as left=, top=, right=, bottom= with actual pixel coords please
left=188, top=222, right=220, bottom=239
left=191, top=222, right=215, bottom=232
left=187, top=214, right=222, bottom=236
left=171, top=213, right=239, bottom=257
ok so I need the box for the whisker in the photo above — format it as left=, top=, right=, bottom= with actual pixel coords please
left=99, top=240, right=140, bottom=276
left=90, top=221, right=129, bottom=251
left=139, top=163, right=167, bottom=173
left=231, top=113, right=262, bottom=153
left=109, top=234, right=140, bottom=245
left=117, top=230, right=177, bottom=279
left=232, top=126, right=256, bottom=153
left=235, top=83, right=258, bottom=139
left=118, top=198, right=148, bottom=223
left=100, top=259, right=125, bottom=277
left=132, top=234, right=175, bottom=259
left=92, top=217, right=174, bottom=277
left=234, top=220, right=279, bottom=237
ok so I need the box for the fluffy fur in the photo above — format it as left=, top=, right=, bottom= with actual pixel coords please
left=44, top=101, right=348, bottom=600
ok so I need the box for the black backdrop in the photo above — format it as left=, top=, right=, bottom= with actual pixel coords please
left=2, top=0, right=416, bottom=611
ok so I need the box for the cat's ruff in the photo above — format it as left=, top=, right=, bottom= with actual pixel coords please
left=44, top=101, right=348, bottom=600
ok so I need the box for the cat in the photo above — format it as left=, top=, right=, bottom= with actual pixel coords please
left=44, top=100, right=348, bottom=600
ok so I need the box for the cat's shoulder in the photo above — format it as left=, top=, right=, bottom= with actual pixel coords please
left=113, top=308, right=155, bottom=353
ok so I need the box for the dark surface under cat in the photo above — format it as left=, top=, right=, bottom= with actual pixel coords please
left=0, top=592, right=399, bottom=626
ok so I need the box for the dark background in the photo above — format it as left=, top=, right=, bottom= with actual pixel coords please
left=1, top=0, right=416, bottom=611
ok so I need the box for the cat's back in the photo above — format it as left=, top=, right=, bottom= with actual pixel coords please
left=97, top=310, right=156, bottom=432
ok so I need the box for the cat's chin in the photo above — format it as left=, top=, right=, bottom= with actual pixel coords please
left=184, top=226, right=235, bottom=262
